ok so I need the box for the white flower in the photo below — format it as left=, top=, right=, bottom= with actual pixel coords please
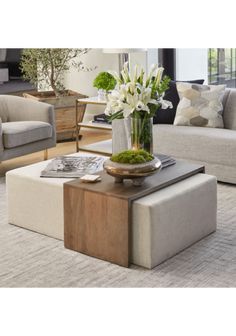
left=136, top=101, right=150, bottom=113
left=126, top=82, right=136, bottom=94
left=108, top=70, right=122, bottom=85
left=104, top=63, right=172, bottom=119
left=145, top=64, right=159, bottom=86
left=140, top=87, right=152, bottom=105
left=155, top=67, right=164, bottom=87
left=159, top=98, right=173, bottom=109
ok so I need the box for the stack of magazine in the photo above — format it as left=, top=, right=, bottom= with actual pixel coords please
left=92, top=113, right=111, bottom=124
left=40, top=156, right=106, bottom=178
left=156, top=154, right=176, bottom=168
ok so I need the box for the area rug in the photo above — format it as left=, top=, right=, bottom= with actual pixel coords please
left=0, top=177, right=236, bottom=287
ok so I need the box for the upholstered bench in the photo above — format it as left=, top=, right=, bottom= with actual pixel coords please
left=132, top=173, right=217, bottom=268
left=6, top=154, right=217, bottom=268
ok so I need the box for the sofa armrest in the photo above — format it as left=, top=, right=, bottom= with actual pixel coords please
left=223, top=89, right=236, bottom=130
left=0, top=119, right=3, bottom=155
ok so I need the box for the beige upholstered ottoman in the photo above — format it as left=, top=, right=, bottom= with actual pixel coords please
left=131, top=173, right=217, bottom=268
left=6, top=153, right=99, bottom=240
left=7, top=161, right=69, bottom=240
left=6, top=158, right=217, bottom=269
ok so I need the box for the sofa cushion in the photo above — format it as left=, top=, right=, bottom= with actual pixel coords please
left=174, top=83, right=225, bottom=128
left=153, top=79, right=204, bottom=125
left=153, top=124, right=236, bottom=167
left=2, top=121, right=53, bottom=149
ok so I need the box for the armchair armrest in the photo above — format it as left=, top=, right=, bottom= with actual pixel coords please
left=1, top=95, right=56, bottom=145
left=5, top=95, right=55, bottom=126
left=2, top=95, right=56, bottom=143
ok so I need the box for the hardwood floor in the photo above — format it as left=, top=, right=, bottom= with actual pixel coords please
left=0, top=130, right=111, bottom=176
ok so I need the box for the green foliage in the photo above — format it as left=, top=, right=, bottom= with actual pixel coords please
left=20, top=49, right=95, bottom=97
left=156, top=75, right=171, bottom=96
left=106, top=110, right=124, bottom=121
left=93, top=72, right=116, bottom=91
left=111, top=149, right=154, bottom=164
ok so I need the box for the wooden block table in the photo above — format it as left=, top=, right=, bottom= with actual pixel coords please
left=64, top=161, right=205, bottom=267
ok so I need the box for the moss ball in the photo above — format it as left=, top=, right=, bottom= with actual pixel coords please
left=111, top=149, right=154, bottom=164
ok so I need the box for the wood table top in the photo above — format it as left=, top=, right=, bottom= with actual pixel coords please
left=64, top=160, right=205, bottom=201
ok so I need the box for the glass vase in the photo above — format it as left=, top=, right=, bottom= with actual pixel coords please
left=131, top=116, right=153, bottom=154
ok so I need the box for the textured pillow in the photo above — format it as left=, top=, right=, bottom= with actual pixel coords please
left=153, top=79, right=204, bottom=125
left=174, top=83, right=226, bottom=128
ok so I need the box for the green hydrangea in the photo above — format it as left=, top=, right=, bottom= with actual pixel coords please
left=111, top=149, right=154, bottom=164
left=93, top=72, right=116, bottom=91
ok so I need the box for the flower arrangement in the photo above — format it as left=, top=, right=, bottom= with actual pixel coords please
left=104, top=62, right=173, bottom=120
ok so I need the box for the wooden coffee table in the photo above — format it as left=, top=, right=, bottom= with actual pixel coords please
left=64, top=161, right=204, bottom=267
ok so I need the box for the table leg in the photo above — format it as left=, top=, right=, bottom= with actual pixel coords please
left=75, top=101, right=87, bottom=152
left=75, top=100, right=79, bottom=152
left=64, top=186, right=130, bottom=267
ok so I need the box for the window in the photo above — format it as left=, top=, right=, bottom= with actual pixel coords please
left=208, top=48, right=236, bottom=87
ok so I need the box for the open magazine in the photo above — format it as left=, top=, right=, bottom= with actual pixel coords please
left=40, top=156, right=106, bottom=178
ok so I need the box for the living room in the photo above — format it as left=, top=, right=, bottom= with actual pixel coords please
left=1, top=1, right=235, bottom=335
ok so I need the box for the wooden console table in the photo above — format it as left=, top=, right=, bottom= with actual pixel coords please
left=64, top=161, right=204, bottom=267
left=75, top=97, right=112, bottom=155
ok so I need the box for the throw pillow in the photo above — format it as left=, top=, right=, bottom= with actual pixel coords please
left=174, top=83, right=226, bottom=128
left=153, top=79, right=204, bottom=125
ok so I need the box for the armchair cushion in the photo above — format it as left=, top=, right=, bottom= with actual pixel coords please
left=2, top=121, right=53, bottom=149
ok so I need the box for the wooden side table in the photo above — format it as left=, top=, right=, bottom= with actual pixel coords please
left=75, top=97, right=112, bottom=155
left=64, top=161, right=205, bottom=267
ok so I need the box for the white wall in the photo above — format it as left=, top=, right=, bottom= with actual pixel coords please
left=63, top=48, right=119, bottom=120
left=129, top=49, right=159, bottom=72
left=175, top=48, right=208, bottom=83
left=64, top=48, right=119, bottom=96
left=147, top=49, right=158, bottom=69
left=129, top=51, right=148, bottom=71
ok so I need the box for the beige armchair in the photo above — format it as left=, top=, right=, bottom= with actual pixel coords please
left=0, top=95, right=56, bottom=162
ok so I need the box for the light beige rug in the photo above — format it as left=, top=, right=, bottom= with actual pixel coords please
left=0, top=177, right=236, bottom=287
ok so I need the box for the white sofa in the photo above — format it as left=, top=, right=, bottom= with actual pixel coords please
left=153, top=88, right=236, bottom=184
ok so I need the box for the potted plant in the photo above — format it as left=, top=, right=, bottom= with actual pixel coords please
left=103, top=149, right=161, bottom=186
left=20, top=48, right=96, bottom=141
left=93, top=71, right=116, bottom=100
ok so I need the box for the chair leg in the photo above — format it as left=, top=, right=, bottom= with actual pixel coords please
left=44, top=149, right=48, bottom=160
